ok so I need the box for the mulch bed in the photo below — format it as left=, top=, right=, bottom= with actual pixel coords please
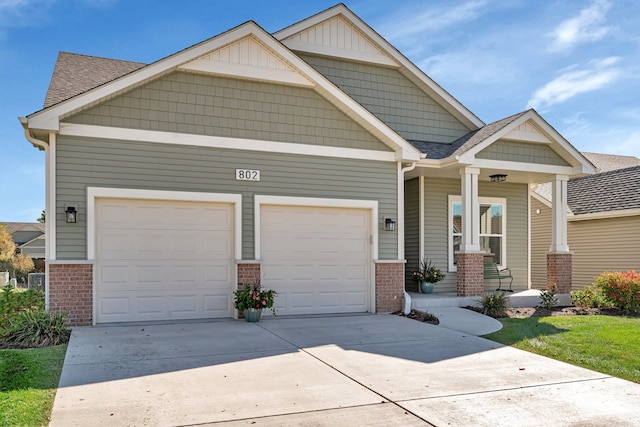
left=395, top=309, right=440, bottom=325
left=466, top=306, right=640, bottom=319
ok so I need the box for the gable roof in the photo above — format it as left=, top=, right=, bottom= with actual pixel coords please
left=25, top=19, right=421, bottom=161
left=567, top=166, right=640, bottom=215
left=409, top=111, right=528, bottom=160
left=273, top=4, right=484, bottom=131
left=1, top=222, right=46, bottom=235
left=44, top=52, right=145, bottom=108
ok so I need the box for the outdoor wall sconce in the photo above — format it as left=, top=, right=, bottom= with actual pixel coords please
left=385, top=218, right=397, bottom=232
left=65, top=206, right=77, bottom=223
left=490, top=174, right=507, bottom=183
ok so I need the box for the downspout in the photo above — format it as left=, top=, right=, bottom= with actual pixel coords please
left=20, top=118, right=52, bottom=311
left=399, top=160, right=420, bottom=315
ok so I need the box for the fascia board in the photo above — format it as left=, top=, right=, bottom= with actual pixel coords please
left=568, top=208, right=640, bottom=222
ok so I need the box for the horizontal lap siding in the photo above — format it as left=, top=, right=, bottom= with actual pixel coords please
left=568, top=216, right=640, bottom=289
left=423, top=178, right=529, bottom=292
left=55, top=137, right=397, bottom=260
left=404, top=178, right=420, bottom=292
left=299, top=55, right=470, bottom=143
left=531, top=198, right=551, bottom=289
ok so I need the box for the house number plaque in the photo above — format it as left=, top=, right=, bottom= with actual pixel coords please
left=236, top=169, right=260, bottom=181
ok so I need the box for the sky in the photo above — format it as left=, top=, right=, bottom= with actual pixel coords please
left=1, top=0, right=639, bottom=222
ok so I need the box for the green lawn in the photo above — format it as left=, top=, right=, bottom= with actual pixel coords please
left=483, top=315, right=640, bottom=384
left=0, top=344, right=67, bottom=427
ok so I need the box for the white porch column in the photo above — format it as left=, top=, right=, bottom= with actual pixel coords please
left=550, top=174, right=570, bottom=253
left=460, top=167, right=480, bottom=252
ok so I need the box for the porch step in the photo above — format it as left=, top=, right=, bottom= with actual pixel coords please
left=409, top=290, right=572, bottom=312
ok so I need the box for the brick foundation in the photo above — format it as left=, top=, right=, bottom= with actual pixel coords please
left=456, top=252, right=484, bottom=296
left=375, top=262, right=405, bottom=313
left=48, top=263, right=93, bottom=326
left=547, top=252, right=572, bottom=293
left=236, top=262, right=261, bottom=319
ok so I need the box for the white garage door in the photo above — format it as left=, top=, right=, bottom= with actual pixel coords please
left=95, top=198, right=234, bottom=323
left=261, top=205, right=370, bottom=316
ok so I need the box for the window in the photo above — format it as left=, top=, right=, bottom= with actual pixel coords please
left=448, top=196, right=506, bottom=271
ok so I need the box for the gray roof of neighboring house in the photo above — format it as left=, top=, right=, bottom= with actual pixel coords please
left=408, top=111, right=529, bottom=159
left=567, top=165, right=640, bottom=215
left=1, top=222, right=45, bottom=235
left=582, top=152, right=640, bottom=173
left=44, top=52, right=146, bottom=108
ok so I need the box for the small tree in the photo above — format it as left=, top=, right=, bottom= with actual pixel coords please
left=0, top=225, right=35, bottom=283
left=37, top=209, right=46, bottom=223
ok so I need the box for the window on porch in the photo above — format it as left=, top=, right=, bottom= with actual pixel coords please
left=449, top=196, right=506, bottom=271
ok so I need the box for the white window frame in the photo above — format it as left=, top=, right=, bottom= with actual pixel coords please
left=448, top=195, right=506, bottom=271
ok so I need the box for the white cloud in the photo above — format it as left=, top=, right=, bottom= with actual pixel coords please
left=378, top=0, right=488, bottom=43
left=548, top=0, right=612, bottom=52
left=527, top=57, right=622, bottom=110
left=419, top=50, right=517, bottom=86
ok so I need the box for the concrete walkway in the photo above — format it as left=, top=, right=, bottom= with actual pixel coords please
left=50, top=315, right=640, bottom=426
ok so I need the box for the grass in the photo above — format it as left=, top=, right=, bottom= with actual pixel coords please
left=0, top=344, right=67, bottom=427
left=483, top=315, right=640, bottom=384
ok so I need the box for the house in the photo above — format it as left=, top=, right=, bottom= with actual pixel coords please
left=0, top=222, right=46, bottom=271
left=20, top=4, right=595, bottom=326
left=532, top=153, right=640, bottom=290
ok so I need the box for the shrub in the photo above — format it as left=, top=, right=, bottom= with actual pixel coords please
left=1, top=310, right=70, bottom=348
left=539, top=284, right=559, bottom=309
left=571, top=286, right=612, bottom=309
left=0, top=284, right=44, bottom=323
left=479, top=292, right=509, bottom=318
left=594, top=270, right=640, bottom=312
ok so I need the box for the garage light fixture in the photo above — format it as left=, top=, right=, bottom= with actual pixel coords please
left=65, top=206, right=77, bottom=223
left=490, top=174, right=507, bottom=183
left=384, top=218, right=396, bottom=232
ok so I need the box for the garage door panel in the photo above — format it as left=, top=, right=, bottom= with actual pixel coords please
left=96, top=198, right=234, bottom=323
left=261, top=205, right=370, bottom=315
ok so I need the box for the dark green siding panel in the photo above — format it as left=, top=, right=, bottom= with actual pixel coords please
left=66, top=72, right=391, bottom=152
left=55, top=136, right=397, bottom=260
left=299, top=54, right=471, bottom=143
left=477, top=140, right=570, bottom=166
left=423, top=178, right=529, bottom=293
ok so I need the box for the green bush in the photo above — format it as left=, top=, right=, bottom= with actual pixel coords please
left=479, top=292, right=509, bottom=318
left=539, top=284, right=559, bottom=309
left=571, top=286, right=612, bottom=309
left=0, top=285, right=44, bottom=323
left=594, top=270, right=640, bottom=312
left=1, top=310, right=70, bottom=348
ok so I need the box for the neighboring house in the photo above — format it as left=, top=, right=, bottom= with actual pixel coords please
left=532, top=153, right=640, bottom=290
left=20, top=4, right=595, bottom=326
left=1, top=222, right=46, bottom=271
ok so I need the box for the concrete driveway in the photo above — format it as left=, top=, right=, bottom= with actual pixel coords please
left=50, top=314, right=640, bottom=426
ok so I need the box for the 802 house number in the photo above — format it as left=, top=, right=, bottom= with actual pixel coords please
left=236, top=169, right=260, bottom=181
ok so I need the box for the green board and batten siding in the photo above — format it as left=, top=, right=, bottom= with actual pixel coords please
left=298, top=55, right=471, bottom=143
left=66, top=72, right=391, bottom=152
left=407, top=178, right=529, bottom=292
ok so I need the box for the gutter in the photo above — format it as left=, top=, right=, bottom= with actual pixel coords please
left=399, top=161, right=418, bottom=315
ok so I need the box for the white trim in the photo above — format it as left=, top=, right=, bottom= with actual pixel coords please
left=373, top=260, right=406, bottom=264
left=419, top=176, right=425, bottom=263
left=281, top=40, right=398, bottom=67
left=86, top=187, right=242, bottom=261
left=178, top=60, right=315, bottom=87
left=470, top=158, right=576, bottom=176
left=568, top=208, right=640, bottom=221
left=59, top=123, right=397, bottom=162
left=254, top=194, right=378, bottom=313
left=449, top=195, right=507, bottom=272
left=550, top=175, right=569, bottom=253
left=527, top=184, right=532, bottom=289
left=48, top=133, right=56, bottom=261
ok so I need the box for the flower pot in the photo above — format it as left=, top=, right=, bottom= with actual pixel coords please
left=243, top=308, right=262, bottom=322
left=420, top=281, right=434, bottom=294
